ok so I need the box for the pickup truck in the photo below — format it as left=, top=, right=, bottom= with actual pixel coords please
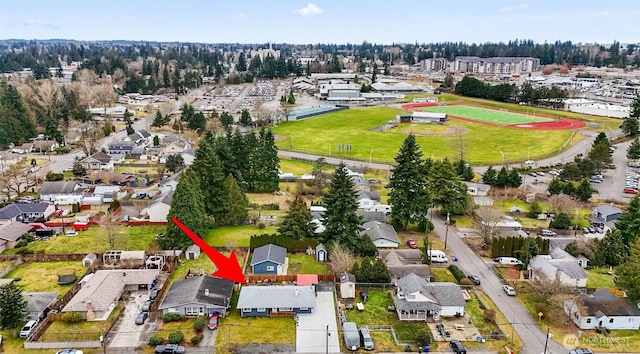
left=154, top=344, right=185, bottom=354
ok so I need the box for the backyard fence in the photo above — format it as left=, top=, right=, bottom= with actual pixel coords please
left=245, top=274, right=334, bottom=283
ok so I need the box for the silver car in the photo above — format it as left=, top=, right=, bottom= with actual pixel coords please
left=503, top=285, right=516, bottom=296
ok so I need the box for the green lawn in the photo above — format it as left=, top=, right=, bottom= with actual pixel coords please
left=431, top=268, right=457, bottom=283
left=273, top=106, right=575, bottom=165
left=286, top=254, right=329, bottom=274
left=204, top=225, right=278, bottom=248
left=170, top=251, right=247, bottom=282
left=419, top=105, right=552, bottom=125
left=587, top=268, right=616, bottom=289
left=215, top=292, right=296, bottom=354
left=43, top=307, right=121, bottom=341
left=3, top=225, right=164, bottom=255
left=5, top=261, right=86, bottom=294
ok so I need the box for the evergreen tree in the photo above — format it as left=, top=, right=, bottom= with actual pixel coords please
left=593, top=230, right=628, bottom=266
left=287, top=89, right=296, bottom=104
left=428, top=159, right=469, bottom=215
left=164, top=168, right=208, bottom=250
left=322, top=163, right=362, bottom=251
left=252, top=128, right=280, bottom=192
left=495, top=167, right=510, bottom=188
left=574, top=179, right=593, bottom=201
left=592, top=132, right=610, bottom=149
left=482, top=166, right=498, bottom=185
left=219, top=174, right=249, bottom=225
left=549, top=212, right=572, bottom=229
left=240, top=109, right=251, bottom=126
left=507, top=169, right=523, bottom=188
left=237, top=52, right=247, bottom=72
left=165, top=154, right=185, bottom=173
left=191, top=136, right=227, bottom=221
left=621, top=117, right=640, bottom=137
left=562, top=181, right=576, bottom=196
left=548, top=178, right=564, bottom=195
left=278, top=194, right=314, bottom=240
left=527, top=199, right=542, bottom=218
left=388, top=135, right=431, bottom=229
left=0, top=82, right=37, bottom=148
left=220, top=111, right=234, bottom=127
left=311, top=157, right=328, bottom=196
left=614, top=195, right=640, bottom=246
left=0, top=282, right=26, bottom=329
left=615, top=238, right=640, bottom=301
left=153, top=135, right=160, bottom=146
left=588, top=142, right=613, bottom=172
left=627, top=138, right=640, bottom=160
left=152, top=110, right=166, bottom=127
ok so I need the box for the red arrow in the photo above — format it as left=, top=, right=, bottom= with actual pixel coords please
left=172, top=217, right=246, bottom=284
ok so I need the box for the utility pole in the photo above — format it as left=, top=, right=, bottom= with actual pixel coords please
left=444, top=212, right=450, bottom=250
left=326, top=324, right=329, bottom=354
left=543, top=327, right=551, bottom=354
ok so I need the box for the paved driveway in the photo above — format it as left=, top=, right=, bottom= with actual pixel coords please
left=296, top=291, right=340, bottom=353
left=107, top=290, right=157, bottom=349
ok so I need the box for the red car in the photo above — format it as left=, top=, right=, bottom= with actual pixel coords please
left=406, top=239, right=417, bottom=249
left=624, top=188, right=638, bottom=194
left=207, top=312, right=219, bottom=330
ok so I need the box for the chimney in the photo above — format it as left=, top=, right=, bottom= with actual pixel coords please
left=205, top=289, right=209, bottom=296
left=295, top=289, right=299, bottom=297
left=431, top=285, right=435, bottom=295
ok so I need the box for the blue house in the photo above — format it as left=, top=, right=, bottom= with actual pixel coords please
left=251, top=244, right=287, bottom=275
left=236, top=285, right=316, bottom=317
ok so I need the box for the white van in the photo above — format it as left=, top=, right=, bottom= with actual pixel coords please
left=19, top=320, right=37, bottom=338
left=428, top=250, right=448, bottom=263
left=496, top=257, right=523, bottom=265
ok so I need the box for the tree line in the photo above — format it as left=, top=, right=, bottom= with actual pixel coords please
left=454, top=76, right=568, bottom=109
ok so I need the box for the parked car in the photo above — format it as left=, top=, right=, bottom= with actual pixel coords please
left=154, top=344, right=186, bottom=354
left=406, top=239, right=417, bottom=249
left=207, top=312, right=219, bottom=330
left=540, top=229, right=557, bottom=237
left=583, top=227, right=590, bottom=234
left=569, top=349, right=594, bottom=354
left=467, top=275, right=481, bottom=285
left=135, top=312, right=148, bottom=325
left=359, top=327, right=375, bottom=350
left=149, top=288, right=160, bottom=300
left=64, top=230, right=78, bottom=237
left=524, top=160, right=534, bottom=165
left=56, top=350, right=84, bottom=354
left=142, top=300, right=153, bottom=312
left=624, top=188, right=638, bottom=194
left=450, top=339, right=467, bottom=354
left=19, top=320, right=38, bottom=338
left=503, top=285, right=516, bottom=296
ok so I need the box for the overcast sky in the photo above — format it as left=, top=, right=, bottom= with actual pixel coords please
left=1, top=0, right=638, bottom=45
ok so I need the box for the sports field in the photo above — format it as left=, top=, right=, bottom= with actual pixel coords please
left=419, top=105, right=552, bottom=125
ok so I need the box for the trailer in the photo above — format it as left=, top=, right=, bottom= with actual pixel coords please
left=342, top=322, right=360, bottom=351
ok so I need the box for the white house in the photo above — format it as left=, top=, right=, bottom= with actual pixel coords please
left=528, top=248, right=587, bottom=287
left=339, top=272, right=356, bottom=299
left=355, top=190, right=380, bottom=210
left=393, top=273, right=466, bottom=321
left=564, top=289, right=640, bottom=330
left=463, top=182, right=492, bottom=197
left=141, top=191, right=172, bottom=222
left=38, top=181, right=82, bottom=203
left=93, top=186, right=126, bottom=203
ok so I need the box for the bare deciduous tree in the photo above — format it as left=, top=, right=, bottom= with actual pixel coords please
left=0, top=165, right=28, bottom=199
left=327, top=241, right=355, bottom=277
left=547, top=194, right=577, bottom=215
left=529, top=269, right=572, bottom=296
left=78, top=126, right=102, bottom=157
left=473, top=207, right=504, bottom=244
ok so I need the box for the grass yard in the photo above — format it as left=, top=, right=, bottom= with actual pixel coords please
left=5, top=261, right=86, bottom=294
left=273, top=106, right=575, bottom=165
left=3, top=225, right=163, bottom=255
left=419, top=105, right=552, bottom=125
left=587, top=268, right=616, bottom=289
left=204, top=225, right=278, bottom=248
left=431, top=268, right=458, bottom=283
left=343, top=289, right=425, bottom=351
left=215, top=292, right=296, bottom=354
left=286, top=254, right=329, bottom=274
left=170, top=251, right=247, bottom=282
left=43, top=307, right=122, bottom=342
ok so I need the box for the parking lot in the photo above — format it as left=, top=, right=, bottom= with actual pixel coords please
left=107, top=289, right=158, bottom=349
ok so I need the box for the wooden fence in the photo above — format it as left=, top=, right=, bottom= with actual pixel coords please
left=245, top=274, right=334, bottom=283
left=0, top=253, right=87, bottom=262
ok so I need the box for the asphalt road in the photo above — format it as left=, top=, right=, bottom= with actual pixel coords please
left=429, top=213, right=567, bottom=354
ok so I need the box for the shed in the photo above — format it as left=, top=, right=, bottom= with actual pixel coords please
left=185, top=245, right=201, bottom=260
left=339, top=272, right=356, bottom=299
left=83, top=253, right=97, bottom=267
left=316, top=243, right=327, bottom=262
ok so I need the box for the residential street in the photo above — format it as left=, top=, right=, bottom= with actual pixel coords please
left=429, top=213, right=567, bottom=354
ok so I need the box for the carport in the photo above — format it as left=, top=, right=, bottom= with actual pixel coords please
left=295, top=291, right=340, bottom=353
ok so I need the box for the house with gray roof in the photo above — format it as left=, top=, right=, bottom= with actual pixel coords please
left=38, top=181, right=82, bottom=202
left=141, top=191, right=173, bottom=222
left=360, top=221, right=400, bottom=248
left=0, top=221, right=31, bottom=252
left=158, top=170, right=182, bottom=194
left=24, top=291, right=58, bottom=321
left=463, top=181, right=492, bottom=197
left=350, top=175, right=371, bottom=192
left=564, top=288, right=640, bottom=330
left=393, top=273, right=466, bottom=321
left=590, top=205, right=623, bottom=231
left=79, top=152, right=114, bottom=172
left=355, top=190, right=381, bottom=210
left=528, top=247, right=588, bottom=287
left=63, top=269, right=159, bottom=320
left=0, top=202, right=55, bottom=223
left=107, top=141, right=136, bottom=155
left=236, top=285, right=315, bottom=317
left=380, top=249, right=433, bottom=282
left=158, top=275, right=234, bottom=317
left=251, top=244, right=288, bottom=275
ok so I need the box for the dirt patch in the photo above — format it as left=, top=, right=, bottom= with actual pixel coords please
left=273, top=134, right=286, bottom=142
left=402, top=126, right=469, bottom=136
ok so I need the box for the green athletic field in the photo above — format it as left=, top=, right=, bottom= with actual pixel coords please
left=419, top=105, right=552, bottom=125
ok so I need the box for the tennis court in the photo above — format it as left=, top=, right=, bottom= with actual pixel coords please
left=418, top=105, right=553, bottom=125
